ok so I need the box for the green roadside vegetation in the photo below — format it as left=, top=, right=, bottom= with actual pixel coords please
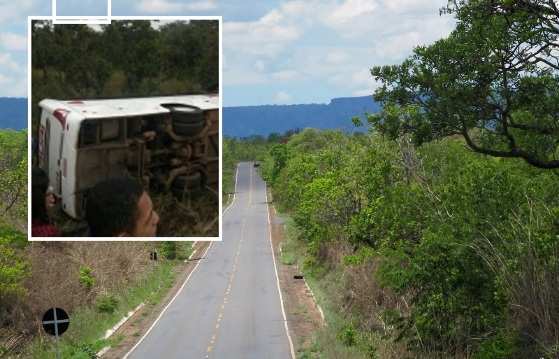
left=0, top=130, right=27, bottom=227
left=23, top=243, right=192, bottom=358
left=222, top=134, right=291, bottom=205
left=279, top=218, right=383, bottom=359
left=0, top=130, right=199, bottom=358
left=261, top=128, right=558, bottom=358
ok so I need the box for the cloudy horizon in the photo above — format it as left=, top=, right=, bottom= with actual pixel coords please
left=0, top=0, right=455, bottom=106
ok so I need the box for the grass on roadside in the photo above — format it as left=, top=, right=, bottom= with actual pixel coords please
left=279, top=216, right=390, bottom=359
left=24, top=244, right=193, bottom=359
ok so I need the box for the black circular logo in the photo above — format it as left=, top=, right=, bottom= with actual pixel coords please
left=42, top=308, right=70, bottom=336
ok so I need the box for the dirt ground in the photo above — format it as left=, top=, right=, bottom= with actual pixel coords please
left=101, top=241, right=210, bottom=358
left=268, top=194, right=324, bottom=354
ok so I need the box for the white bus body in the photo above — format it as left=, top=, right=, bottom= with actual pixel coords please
left=37, top=94, right=219, bottom=219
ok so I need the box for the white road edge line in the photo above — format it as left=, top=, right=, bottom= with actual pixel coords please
left=123, top=241, right=214, bottom=359
left=303, top=279, right=326, bottom=324
left=123, top=164, right=240, bottom=358
left=266, top=187, right=296, bottom=359
left=223, top=164, right=239, bottom=214
left=99, top=243, right=198, bottom=357
left=275, top=207, right=326, bottom=325
left=96, top=300, right=145, bottom=357
left=106, top=302, right=145, bottom=338
left=184, top=242, right=198, bottom=263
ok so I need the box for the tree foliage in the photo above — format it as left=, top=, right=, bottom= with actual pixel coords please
left=370, top=0, right=559, bottom=168
left=31, top=20, right=219, bottom=125
left=0, top=130, right=27, bottom=221
left=265, top=127, right=559, bottom=357
left=0, top=130, right=29, bottom=324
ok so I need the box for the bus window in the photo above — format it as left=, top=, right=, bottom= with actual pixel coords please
left=100, top=118, right=120, bottom=142
left=79, top=120, right=98, bottom=147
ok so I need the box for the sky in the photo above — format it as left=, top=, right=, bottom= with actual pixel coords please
left=57, top=0, right=108, bottom=16
left=0, top=0, right=456, bottom=106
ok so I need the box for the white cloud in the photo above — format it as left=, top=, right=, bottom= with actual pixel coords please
left=0, top=32, right=27, bottom=51
left=182, top=0, right=216, bottom=11
left=224, top=18, right=301, bottom=58
left=274, top=91, right=291, bottom=104
left=220, top=0, right=455, bottom=104
left=137, top=0, right=217, bottom=13
left=0, top=53, right=26, bottom=96
left=271, top=70, right=299, bottom=81
left=223, top=1, right=316, bottom=60
left=254, top=60, right=266, bottom=72
left=325, top=0, right=377, bottom=26
left=138, top=0, right=183, bottom=13
left=352, top=88, right=374, bottom=96
left=374, top=31, right=422, bottom=59
left=0, top=0, right=35, bottom=24
left=380, top=0, right=443, bottom=13
left=0, top=53, right=22, bottom=72
left=325, top=50, right=349, bottom=65
left=224, top=67, right=267, bottom=86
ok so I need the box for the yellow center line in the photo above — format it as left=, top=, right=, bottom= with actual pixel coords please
left=249, top=163, right=253, bottom=205
left=205, top=219, right=245, bottom=357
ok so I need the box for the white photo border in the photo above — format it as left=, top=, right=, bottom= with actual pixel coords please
left=52, top=0, right=112, bottom=24
left=27, top=15, right=223, bottom=241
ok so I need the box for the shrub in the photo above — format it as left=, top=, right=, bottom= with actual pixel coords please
left=160, top=242, right=177, bottom=260
left=337, top=324, right=357, bottom=347
left=96, top=294, right=118, bottom=314
left=0, top=226, right=28, bottom=302
left=78, top=266, right=95, bottom=290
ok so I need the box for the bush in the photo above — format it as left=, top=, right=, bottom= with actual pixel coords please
left=0, top=226, right=28, bottom=302
left=69, top=343, right=98, bottom=359
left=78, top=266, right=95, bottom=290
left=160, top=242, right=177, bottom=260
left=266, top=129, right=559, bottom=357
left=96, top=294, right=118, bottom=314
left=475, top=330, right=517, bottom=359
left=337, top=324, right=357, bottom=347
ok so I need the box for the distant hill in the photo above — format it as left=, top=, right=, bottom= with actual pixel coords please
left=223, top=96, right=379, bottom=137
left=0, top=98, right=27, bottom=130
left=0, top=96, right=380, bottom=135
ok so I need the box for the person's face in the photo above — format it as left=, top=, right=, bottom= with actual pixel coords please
left=45, top=192, right=56, bottom=210
left=131, top=191, right=159, bottom=237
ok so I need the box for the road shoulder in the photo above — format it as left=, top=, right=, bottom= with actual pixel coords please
left=101, top=241, right=211, bottom=358
left=268, top=190, right=324, bottom=355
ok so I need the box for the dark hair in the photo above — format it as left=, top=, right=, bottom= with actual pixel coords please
left=32, top=167, right=49, bottom=222
left=86, top=177, right=144, bottom=236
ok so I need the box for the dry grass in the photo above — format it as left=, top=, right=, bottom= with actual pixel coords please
left=153, top=189, right=218, bottom=237
left=474, top=204, right=559, bottom=358
left=8, top=242, right=150, bottom=335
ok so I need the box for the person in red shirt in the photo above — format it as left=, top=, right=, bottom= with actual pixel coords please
left=31, top=168, right=60, bottom=237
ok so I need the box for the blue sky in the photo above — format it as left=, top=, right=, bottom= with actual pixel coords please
left=57, top=0, right=108, bottom=16
left=0, top=0, right=455, bottom=106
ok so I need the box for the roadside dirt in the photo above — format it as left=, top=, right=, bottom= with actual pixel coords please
left=268, top=192, right=324, bottom=355
left=101, top=241, right=211, bottom=358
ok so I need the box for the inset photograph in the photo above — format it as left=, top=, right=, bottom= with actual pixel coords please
left=30, top=18, right=220, bottom=239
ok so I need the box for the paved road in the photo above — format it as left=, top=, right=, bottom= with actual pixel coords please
left=126, top=162, right=293, bottom=359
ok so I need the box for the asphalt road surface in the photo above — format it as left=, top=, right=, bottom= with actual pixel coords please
left=126, top=162, right=294, bottom=359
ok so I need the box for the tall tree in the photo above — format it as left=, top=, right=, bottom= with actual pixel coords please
left=370, top=0, right=559, bottom=169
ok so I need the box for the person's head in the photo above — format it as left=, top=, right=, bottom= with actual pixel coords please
left=32, top=167, right=49, bottom=222
left=86, top=177, right=159, bottom=237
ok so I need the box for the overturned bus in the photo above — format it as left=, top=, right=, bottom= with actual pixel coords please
left=37, top=94, right=219, bottom=219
